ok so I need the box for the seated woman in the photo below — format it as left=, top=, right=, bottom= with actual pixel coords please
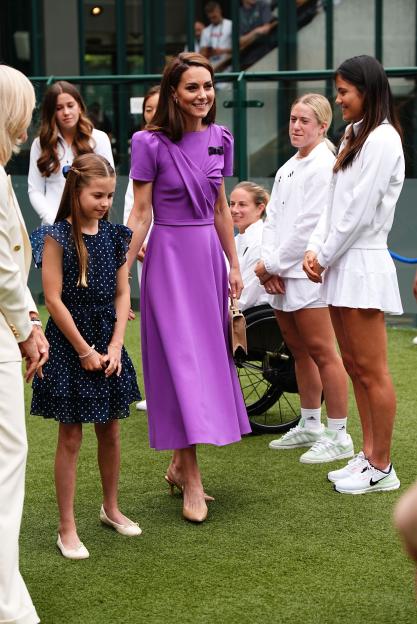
left=230, top=181, right=271, bottom=311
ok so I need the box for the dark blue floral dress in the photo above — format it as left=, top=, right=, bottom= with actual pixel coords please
left=30, top=219, right=141, bottom=424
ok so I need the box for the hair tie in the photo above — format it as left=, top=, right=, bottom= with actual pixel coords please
left=62, top=165, right=81, bottom=179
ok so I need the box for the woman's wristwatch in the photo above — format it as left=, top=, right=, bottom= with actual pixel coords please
left=30, top=317, right=42, bottom=327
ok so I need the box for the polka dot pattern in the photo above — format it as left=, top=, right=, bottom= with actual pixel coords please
left=30, top=220, right=141, bottom=424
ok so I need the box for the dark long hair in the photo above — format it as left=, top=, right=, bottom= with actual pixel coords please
left=37, top=81, right=95, bottom=177
left=55, top=153, right=115, bottom=287
left=147, top=52, right=216, bottom=142
left=334, top=55, right=402, bottom=172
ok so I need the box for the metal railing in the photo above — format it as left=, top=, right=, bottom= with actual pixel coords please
left=28, top=66, right=417, bottom=180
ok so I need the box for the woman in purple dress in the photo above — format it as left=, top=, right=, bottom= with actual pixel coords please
left=126, top=53, right=251, bottom=523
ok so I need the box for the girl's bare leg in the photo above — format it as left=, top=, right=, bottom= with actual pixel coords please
left=95, top=419, right=132, bottom=524
left=55, top=423, right=82, bottom=548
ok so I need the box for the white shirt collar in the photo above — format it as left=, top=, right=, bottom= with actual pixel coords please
left=351, top=118, right=364, bottom=136
left=296, top=140, right=330, bottom=162
left=236, top=218, right=263, bottom=245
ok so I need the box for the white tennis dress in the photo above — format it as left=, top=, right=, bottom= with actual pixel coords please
left=262, top=141, right=335, bottom=312
left=308, top=120, right=404, bottom=314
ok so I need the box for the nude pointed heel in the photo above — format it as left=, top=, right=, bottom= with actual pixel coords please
left=165, top=474, right=182, bottom=496
left=182, top=490, right=208, bottom=523
left=164, top=474, right=215, bottom=501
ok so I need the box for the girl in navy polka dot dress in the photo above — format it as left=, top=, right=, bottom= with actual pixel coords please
left=30, top=153, right=142, bottom=560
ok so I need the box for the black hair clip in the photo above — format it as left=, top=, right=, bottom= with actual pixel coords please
left=208, top=146, right=224, bottom=156
left=62, top=165, right=71, bottom=178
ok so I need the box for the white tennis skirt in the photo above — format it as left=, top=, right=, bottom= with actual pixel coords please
left=271, top=277, right=326, bottom=312
left=321, top=248, right=403, bottom=315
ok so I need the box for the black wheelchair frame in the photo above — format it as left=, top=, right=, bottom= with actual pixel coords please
left=234, top=304, right=301, bottom=434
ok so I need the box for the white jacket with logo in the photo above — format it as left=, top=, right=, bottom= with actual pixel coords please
left=262, top=141, right=335, bottom=278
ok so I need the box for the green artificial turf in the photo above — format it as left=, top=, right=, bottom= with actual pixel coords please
left=20, top=309, right=417, bottom=623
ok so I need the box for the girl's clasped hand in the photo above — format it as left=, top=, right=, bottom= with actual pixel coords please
left=101, top=344, right=123, bottom=377
left=78, top=345, right=122, bottom=376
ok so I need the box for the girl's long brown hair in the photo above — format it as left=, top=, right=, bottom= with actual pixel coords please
left=37, top=81, right=95, bottom=177
left=147, top=52, right=216, bottom=142
left=334, top=55, right=402, bottom=172
left=55, top=153, right=115, bottom=287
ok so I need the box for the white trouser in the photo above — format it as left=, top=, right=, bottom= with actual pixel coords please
left=0, top=362, right=39, bottom=624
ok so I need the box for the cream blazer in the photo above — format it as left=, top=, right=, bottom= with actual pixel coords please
left=0, top=166, right=37, bottom=363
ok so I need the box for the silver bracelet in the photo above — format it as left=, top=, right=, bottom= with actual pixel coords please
left=79, top=344, right=96, bottom=360
left=30, top=318, right=42, bottom=327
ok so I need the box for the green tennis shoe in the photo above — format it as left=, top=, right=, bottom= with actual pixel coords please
left=268, top=418, right=324, bottom=450
left=299, top=429, right=354, bottom=464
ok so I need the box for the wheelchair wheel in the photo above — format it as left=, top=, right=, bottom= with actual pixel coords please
left=235, top=304, right=301, bottom=434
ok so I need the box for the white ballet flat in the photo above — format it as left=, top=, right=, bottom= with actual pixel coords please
left=99, top=505, right=142, bottom=537
left=57, top=533, right=89, bottom=560
left=136, top=400, right=147, bottom=411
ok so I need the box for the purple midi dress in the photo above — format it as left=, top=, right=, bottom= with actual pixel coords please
left=130, top=124, right=251, bottom=450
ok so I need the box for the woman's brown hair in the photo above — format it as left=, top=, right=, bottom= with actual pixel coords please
left=147, top=52, right=216, bottom=142
left=37, top=81, right=95, bottom=177
left=334, top=55, right=402, bottom=172
left=55, top=153, right=115, bottom=287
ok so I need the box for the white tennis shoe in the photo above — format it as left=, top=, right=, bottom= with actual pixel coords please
left=299, top=429, right=354, bottom=464
left=327, top=451, right=368, bottom=483
left=335, top=462, right=400, bottom=495
left=268, top=418, right=324, bottom=450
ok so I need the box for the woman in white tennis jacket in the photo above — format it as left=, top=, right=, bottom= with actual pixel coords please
left=230, top=181, right=270, bottom=311
left=304, top=55, right=405, bottom=495
left=256, top=93, right=349, bottom=467
left=28, top=81, right=113, bottom=224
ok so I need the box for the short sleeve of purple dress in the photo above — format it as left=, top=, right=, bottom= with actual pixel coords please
left=130, top=124, right=251, bottom=450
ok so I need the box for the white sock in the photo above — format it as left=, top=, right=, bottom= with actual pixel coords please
left=301, top=407, right=322, bottom=431
left=327, top=417, right=348, bottom=441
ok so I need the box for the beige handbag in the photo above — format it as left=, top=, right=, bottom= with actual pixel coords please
left=229, top=297, right=247, bottom=357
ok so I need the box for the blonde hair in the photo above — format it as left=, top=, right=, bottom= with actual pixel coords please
left=0, top=65, right=35, bottom=165
left=292, top=93, right=336, bottom=153
left=55, top=153, right=115, bottom=287
left=232, top=181, right=270, bottom=218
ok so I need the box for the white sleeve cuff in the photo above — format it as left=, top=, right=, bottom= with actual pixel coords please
left=264, top=257, right=280, bottom=276
left=306, top=242, right=320, bottom=255
left=316, top=252, right=327, bottom=269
